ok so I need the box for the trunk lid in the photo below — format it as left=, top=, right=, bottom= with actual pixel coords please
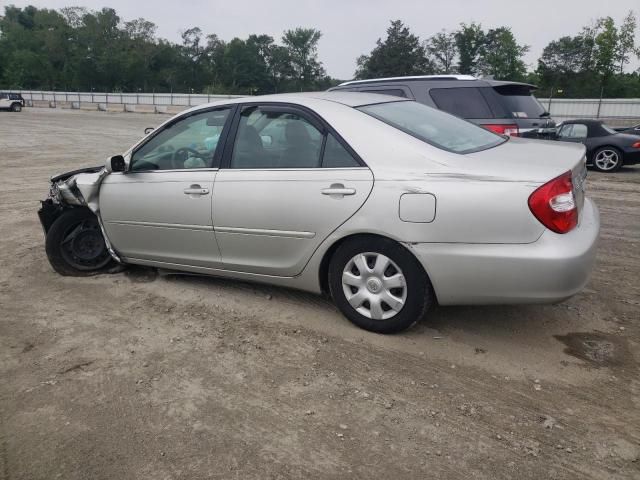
left=463, top=137, right=586, bottom=184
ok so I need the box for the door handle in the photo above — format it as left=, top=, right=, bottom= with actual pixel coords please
left=183, top=184, right=209, bottom=195
left=321, top=184, right=356, bottom=196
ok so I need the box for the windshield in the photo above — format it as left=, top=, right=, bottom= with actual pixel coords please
left=493, top=85, right=546, bottom=118
left=357, top=101, right=506, bottom=154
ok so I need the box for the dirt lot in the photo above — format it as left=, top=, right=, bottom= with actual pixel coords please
left=1, top=108, right=639, bottom=480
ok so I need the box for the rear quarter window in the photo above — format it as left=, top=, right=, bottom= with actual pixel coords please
left=360, top=88, right=407, bottom=98
left=492, top=85, right=545, bottom=119
left=429, top=87, right=494, bottom=119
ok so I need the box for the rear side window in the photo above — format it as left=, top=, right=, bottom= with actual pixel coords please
left=429, top=87, right=493, bottom=119
left=322, top=133, right=360, bottom=167
left=559, top=124, right=588, bottom=139
left=571, top=124, right=588, bottom=138
left=360, top=89, right=407, bottom=98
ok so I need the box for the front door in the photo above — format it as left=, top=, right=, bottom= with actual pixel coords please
left=100, top=107, right=233, bottom=268
left=212, top=105, right=374, bottom=277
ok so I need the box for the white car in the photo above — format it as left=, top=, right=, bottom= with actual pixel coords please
left=38, top=92, right=599, bottom=333
left=0, top=92, right=24, bottom=112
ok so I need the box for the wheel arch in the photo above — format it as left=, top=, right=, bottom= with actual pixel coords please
left=317, top=232, right=438, bottom=303
left=592, top=144, right=624, bottom=162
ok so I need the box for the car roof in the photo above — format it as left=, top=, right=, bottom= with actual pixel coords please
left=185, top=91, right=409, bottom=114
left=333, top=75, right=537, bottom=90
left=560, top=119, right=613, bottom=137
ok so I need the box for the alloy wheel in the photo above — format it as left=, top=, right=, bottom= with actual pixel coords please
left=594, top=149, right=620, bottom=171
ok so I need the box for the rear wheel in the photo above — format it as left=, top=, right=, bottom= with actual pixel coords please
left=45, top=208, right=114, bottom=276
left=328, top=237, right=433, bottom=333
left=592, top=146, right=622, bottom=172
left=10, top=103, right=22, bottom=112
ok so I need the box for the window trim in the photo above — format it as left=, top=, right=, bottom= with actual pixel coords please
left=128, top=104, right=237, bottom=173
left=220, top=102, right=367, bottom=170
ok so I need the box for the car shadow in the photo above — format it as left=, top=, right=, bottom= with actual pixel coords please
left=127, top=266, right=571, bottom=352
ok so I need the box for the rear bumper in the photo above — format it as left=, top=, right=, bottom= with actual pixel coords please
left=407, top=198, right=600, bottom=305
left=622, top=149, right=640, bottom=165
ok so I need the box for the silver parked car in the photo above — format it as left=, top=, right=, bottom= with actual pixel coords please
left=38, top=92, right=599, bottom=333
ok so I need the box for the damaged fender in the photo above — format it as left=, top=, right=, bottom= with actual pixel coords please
left=38, top=165, right=122, bottom=263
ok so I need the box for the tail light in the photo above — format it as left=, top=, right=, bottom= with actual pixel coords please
left=631, top=141, right=640, bottom=149
left=483, top=124, right=519, bottom=136
left=528, top=170, right=578, bottom=234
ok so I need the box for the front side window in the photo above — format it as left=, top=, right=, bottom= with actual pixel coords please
left=231, top=108, right=324, bottom=168
left=557, top=124, right=574, bottom=138
left=358, top=100, right=506, bottom=154
left=131, top=108, right=231, bottom=171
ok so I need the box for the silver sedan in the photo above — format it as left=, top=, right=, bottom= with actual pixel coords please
left=38, top=92, right=600, bottom=333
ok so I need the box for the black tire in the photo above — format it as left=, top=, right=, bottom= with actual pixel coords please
left=10, top=103, right=22, bottom=112
left=591, top=146, right=623, bottom=172
left=328, top=236, right=433, bottom=334
left=45, top=207, right=114, bottom=276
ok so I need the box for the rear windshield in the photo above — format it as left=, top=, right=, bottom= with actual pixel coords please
left=358, top=101, right=506, bottom=154
left=493, top=85, right=546, bottom=118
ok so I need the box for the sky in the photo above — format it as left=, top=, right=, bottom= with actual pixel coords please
left=2, top=0, right=639, bottom=79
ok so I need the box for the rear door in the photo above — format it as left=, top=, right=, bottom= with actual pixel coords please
left=212, top=104, right=373, bottom=276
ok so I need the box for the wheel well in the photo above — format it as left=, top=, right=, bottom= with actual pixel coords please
left=318, top=233, right=432, bottom=299
left=593, top=145, right=622, bottom=155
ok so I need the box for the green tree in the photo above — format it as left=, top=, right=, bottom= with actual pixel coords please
left=355, top=20, right=432, bottom=79
left=482, top=27, right=529, bottom=80
left=282, top=27, right=324, bottom=90
left=425, top=30, right=457, bottom=74
left=616, top=10, right=637, bottom=74
left=455, top=22, right=485, bottom=75
left=594, top=17, right=618, bottom=83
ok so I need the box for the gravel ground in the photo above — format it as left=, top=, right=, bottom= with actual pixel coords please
left=1, top=108, right=639, bottom=480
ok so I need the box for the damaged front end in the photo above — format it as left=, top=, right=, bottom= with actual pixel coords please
left=38, top=166, right=122, bottom=263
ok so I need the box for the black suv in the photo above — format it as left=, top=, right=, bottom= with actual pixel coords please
left=0, top=92, right=25, bottom=112
left=329, top=75, right=555, bottom=138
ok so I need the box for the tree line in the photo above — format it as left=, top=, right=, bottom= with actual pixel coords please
left=1, top=5, right=639, bottom=98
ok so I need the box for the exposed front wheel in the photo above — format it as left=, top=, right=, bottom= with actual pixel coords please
left=45, top=208, right=114, bottom=276
left=592, top=147, right=622, bottom=172
left=10, top=103, right=22, bottom=112
left=328, top=237, right=433, bottom=333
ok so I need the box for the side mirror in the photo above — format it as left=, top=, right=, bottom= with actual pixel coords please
left=109, top=155, right=126, bottom=172
left=144, top=127, right=154, bottom=135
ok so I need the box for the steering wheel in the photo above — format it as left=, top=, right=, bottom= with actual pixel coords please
left=172, top=147, right=205, bottom=169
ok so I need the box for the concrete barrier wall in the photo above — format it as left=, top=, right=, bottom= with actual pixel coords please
left=8, top=90, right=639, bottom=125
left=10, top=90, right=245, bottom=107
